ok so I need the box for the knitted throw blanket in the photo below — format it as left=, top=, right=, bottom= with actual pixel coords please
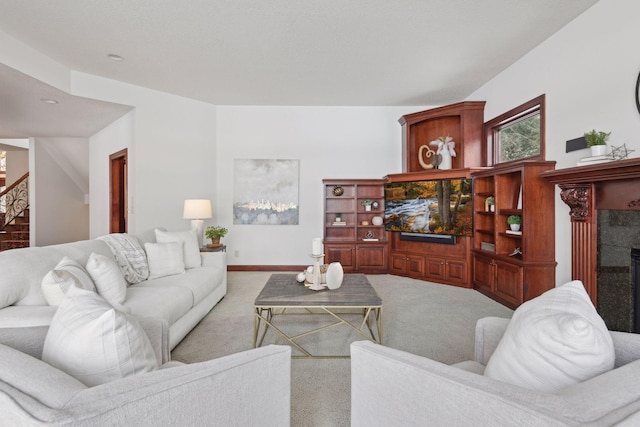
left=97, top=233, right=150, bottom=284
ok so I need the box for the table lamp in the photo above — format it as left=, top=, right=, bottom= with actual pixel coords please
left=183, top=199, right=212, bottom=248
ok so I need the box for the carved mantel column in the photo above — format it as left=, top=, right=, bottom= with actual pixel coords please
left=559, top=184, right=592, bottom=222
left=541, top=158, right=640, bottom=306
left=557, top=183, right=597, bottom=304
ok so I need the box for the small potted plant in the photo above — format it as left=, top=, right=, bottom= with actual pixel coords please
left=361, top=200, right=373, bottom=211
left=205, top=225, right=228, bottom=246
left=507, top=215, right=521, bottom=231
left=486, top=196, right=495, bottom=212
left=584, top=129, right=610, bottom=157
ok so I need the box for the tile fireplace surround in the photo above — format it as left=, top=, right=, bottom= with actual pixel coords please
left=542, top=158, right=640, bottom=331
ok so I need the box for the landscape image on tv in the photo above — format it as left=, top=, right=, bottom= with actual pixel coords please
left=384, top=179, right=473, bottom=237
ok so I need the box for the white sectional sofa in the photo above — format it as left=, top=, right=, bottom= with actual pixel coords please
left=0, top=229, right=227, bottom=350
left=0, top=234, right=294, bottom=426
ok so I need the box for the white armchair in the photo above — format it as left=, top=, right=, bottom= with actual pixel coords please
left=351, top=317, right=640, bottom=427
left=1, top=324, right=291, bottom=426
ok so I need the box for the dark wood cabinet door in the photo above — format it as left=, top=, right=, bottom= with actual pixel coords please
left=472, top=253, right=494, bottom=293
left=406, top=255, right=425, bottom=279
left=389, top=252, right=407, bottom=275
left=446, top=259, right=468, bottom=286
left=356, top=245, right=387, bottom=272
left=325, top=245, right=356, bottom=272
left=425, top=257, right=445, bottom=280
left=495, top=260, right=524, bottom=306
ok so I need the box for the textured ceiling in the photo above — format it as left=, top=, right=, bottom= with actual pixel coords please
left=0, top=0, right=600, bottom=108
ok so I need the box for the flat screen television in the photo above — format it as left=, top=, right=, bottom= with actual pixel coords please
left=384, top=178, right=473, bottom=238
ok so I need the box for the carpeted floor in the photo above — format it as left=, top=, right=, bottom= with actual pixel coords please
left=171, top=272, right=513, bottom=427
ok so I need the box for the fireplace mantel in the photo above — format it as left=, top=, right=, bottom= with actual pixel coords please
left=541, top=158, right=640, bottom=304
left=541, top=157, right=640, bottom=184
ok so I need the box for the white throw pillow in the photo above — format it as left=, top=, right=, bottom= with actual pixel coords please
left=42, top=285, right=158, bottom=386
left=145, top=242, right=185, bottom=279
left=86, top=252, right=127, bottom=306
left=41, top=257, right=96, bottom=306
left=154, top=229, right=201, bottom=269
left=484, top=280, right=614, bottom=393
left=55, top=257, right=96, bottom=291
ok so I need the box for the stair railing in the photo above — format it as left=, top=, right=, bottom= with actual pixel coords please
left=0, top=172, right=29, bottom=230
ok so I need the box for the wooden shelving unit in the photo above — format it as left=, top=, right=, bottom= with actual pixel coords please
left=399, top=101, right=485, bottom=173
left=323, top=179, right=387, bottom=273
left=471, top=160, right=556, bottom=308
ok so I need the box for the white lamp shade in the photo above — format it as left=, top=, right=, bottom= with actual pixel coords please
left=183, top=199, right=212, bottom=219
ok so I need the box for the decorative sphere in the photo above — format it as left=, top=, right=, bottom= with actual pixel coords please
left=296, top=272, right=306, bottom=283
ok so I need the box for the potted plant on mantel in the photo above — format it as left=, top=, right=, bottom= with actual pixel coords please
left=205, top=225, right=228, bottom=247
left=507, top=215, right=521, bottom=232
left=584, top=129, right=610, bottom=157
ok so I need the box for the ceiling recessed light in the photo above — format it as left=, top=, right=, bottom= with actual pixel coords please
left=107, top=54, right=124, bottom=61
left=40, top=98, right=59, bottom=104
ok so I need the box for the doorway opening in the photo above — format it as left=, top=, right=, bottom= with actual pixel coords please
left=109, top=149, right=127, bottom=233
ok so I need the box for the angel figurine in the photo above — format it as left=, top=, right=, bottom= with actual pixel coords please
left=429, top=136, right=456, bottom=170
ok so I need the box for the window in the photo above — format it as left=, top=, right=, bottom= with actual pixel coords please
left=484, top=95, right=545, bottom=166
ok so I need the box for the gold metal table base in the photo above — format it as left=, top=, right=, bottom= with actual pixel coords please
left=253, top=305, right=383, bottom=359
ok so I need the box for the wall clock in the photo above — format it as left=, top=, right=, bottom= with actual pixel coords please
left=636, top=70, right=640, bottom=115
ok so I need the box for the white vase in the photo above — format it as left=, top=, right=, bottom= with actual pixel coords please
left=590, top=145, right=607, bottom=157
left=365, top=205, right=371, bottom=211
left=510, top=224, right=521, bottom=231
left=325, top=262, right=344, bottom=290
left=439, top=149, right=452, bottom=170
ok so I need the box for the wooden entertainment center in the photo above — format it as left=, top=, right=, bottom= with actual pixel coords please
left=323, top=101, right=556, bottom=308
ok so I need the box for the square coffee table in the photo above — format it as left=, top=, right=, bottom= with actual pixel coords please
left=254, top=273, right=383, bottom=359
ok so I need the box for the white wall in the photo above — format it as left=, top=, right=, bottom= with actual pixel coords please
left=89, top=112, right=133, bottom=238
left=5, top=148, right=28, bottom=186
left=72, top=72, right=218, bottom=237
left=216, top=106, right=425, bottom=265
left=73, top=74, right=423, bottom=265
left=31, top=138, right=89, bottom=245
left=467, top=0, right=640, bottom=284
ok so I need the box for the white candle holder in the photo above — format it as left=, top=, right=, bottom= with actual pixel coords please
left=312, top=238, right=323, bottom=256
left=308, top=253, right=325, bottom=289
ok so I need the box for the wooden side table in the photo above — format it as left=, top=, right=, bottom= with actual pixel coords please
left=200, top=245, right=226, bottom=252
